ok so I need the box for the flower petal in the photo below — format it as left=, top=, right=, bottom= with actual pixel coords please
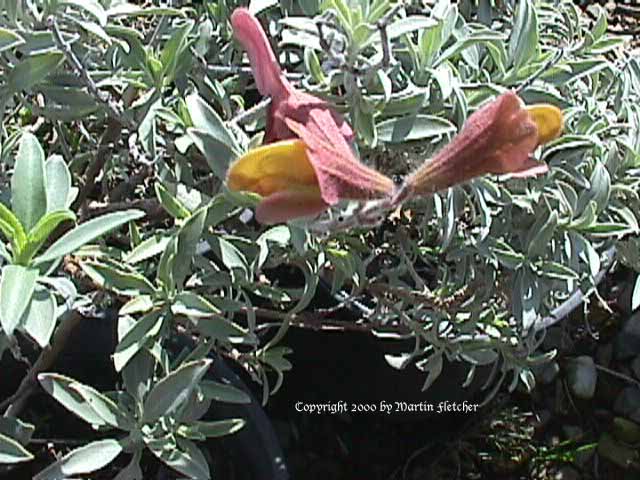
left=231, top=8, right=289, bottom=99
left=226, top=139, right=318, bottom=197
left=256, top=189, right=328, bottom=224
left=405, top=91, right=549, bottom=196
left=526, top=104, right=564, bottom=145
left=284, top=108, right=394, bottom=204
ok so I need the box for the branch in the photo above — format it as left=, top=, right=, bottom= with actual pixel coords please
left=2, top=311, right=83, bottom=416
left=48, top=16, right=132, bottom=128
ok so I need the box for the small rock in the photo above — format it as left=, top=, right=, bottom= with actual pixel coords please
left=596, top=344, right=613, bottom=368
left=553, top=465, right=580, bottom=480
left=613, top=387, right=640, bottom=423
left=612, top=417, right=640, bottom=444
left=614, top=312, right=640, bottom=360
left=566, top=356, right=597, bottom=399
left=533, top=361, right=560, bottom=384
left=597, top=432, right=639, bottom=468
left=562, top=424, right=583, bottom=440
left=632, top=356, right=640, bottom=380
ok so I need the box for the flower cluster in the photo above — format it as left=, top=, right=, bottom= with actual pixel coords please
left=226, top=8, right=563, bottom=226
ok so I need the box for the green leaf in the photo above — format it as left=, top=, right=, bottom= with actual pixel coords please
left=142, top=359, right=212, bottom=423
left=0, top=417, right=35, bottom=446
left=185, top=93, right=239, bottom=152
left=80, top=261, right=156, bottom=296
left=527, top=210, right=558, bottom=258
left=0, top=28, right=24, bottom=53
left=509, top=0, right=539, bottom=70
left=35, top=210, right=145, bottom=265
left=249, top=0, right=278, bottom=15
left=33, top=439, right=122, bottom=480
left=113, top=311, right=166, bottom=372
left=187, top=128, right=237, bottom=180
left=70, top=383, right=134, bottom=430
left=173, top=207, right=207, bottom=289
left=21, top=287, right=56, bottom=347
left=180, top=419, right=245, bottom=439
left=632, top=275, right=640, bottom=312
left=125, top=234, right=171, bottom=264
left=107, top=5, right=186, bottom=18
left=0, top=432, right=33, bottom=464
left=191, top=316, right=248, bottom=344
left=0, top=265, right=38, bottom=336
left=171, top=292, right=220, bottom=318
left=11, top=132, right=47, bottom=231
left=45, top=155, right=74, bottom=211
left=20, top=209, right=76, bottom=263
left=200, top=380, right=251, bottom=404
left=145, top=436, right=209, bottom=480
left=0, top=201, right=27, bottom=250
left=377, top=115, right=456, bottom=143
left=6, top=51, right=65, bottom=93
left=387, top=16, right=438, bottom=40
left=160, top=21, right=194, bottom=83
left=120, top=295, right=154, bottom=316
left=38, top=373, right=109, bottom=427
left=206, top=234, right=249, bottom=279
left=155, top=182, right=191, bottom=219
left=59, top=0, right=108, bottom=26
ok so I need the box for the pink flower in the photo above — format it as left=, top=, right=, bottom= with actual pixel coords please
left=228, top=8, right=394, bottom=224
left=404, top=91, right=563, bottom=197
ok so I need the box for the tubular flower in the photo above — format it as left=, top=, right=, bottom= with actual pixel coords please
left=227, top=8, right=394, bottom=224
left=403, top=91, right=563, bottom=197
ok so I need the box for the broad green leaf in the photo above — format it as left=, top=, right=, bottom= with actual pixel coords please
left=0, top=28, right=24, bottom=53
left=33, top=439, right=122, bottom=480
left=187, top=128, right=237, bottom=180
left=107, top=5, right=186, bottom=17
left=11, top=132, right=47, bottom=231
left=249, top=0, right=278, bottom=15
left=0, top=201, right=26, bottom=249
left=59, top=0, right=107, bottom=26
left=527, top=210, right=558, bottom=258
left=632, top=275, right=640, bottom=311
left=179, top=419, right=245, bottom=439
left=125, top=234, right=171, bottom=264
left=38, top=373, right=109, bottom=427
left=45, top=155, right=74, bottom=211
left=20, top=209, right=76, bottom=263
left=193, top=316, right=249, bottom=344
left=171, top=292, right=220, bottom=318
left=160, top=21, right=194, bottom=83
left=120, top=295, right=154, bottom=316
left=155, top=183, right=190, bottom=219
left=21, top=287, right=56, bottom=347
left=509, top=0, right=539, bottom=70
left=0, top=432, right=33, bottom=464
left=142, top=359, right=212, bottom=423
left=113, top=311, right=165, bottom=372
left=206, top=235, right=249, bottom=278
left=35, top=210, right=145, bottom=265
left=0, top=265, right=38, bottom=336
left=70, top=383, right=134, bottom=430
left=80, top=261, right=156, bottom=296
left=173, top=208, right=207, bottom=289
left=6, top=52, right=65, bottom=93
left=377, top=115, right=456, bottom=143
left=200, top=380, right=251, bottom=404
left=145, top=436, right=209, bottom=480
left=186, top=93, right=239, bottom=153
left=0, top=417, right=35, bottom=446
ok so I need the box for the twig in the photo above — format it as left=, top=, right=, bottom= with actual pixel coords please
left=83, top=198, right=165, bottom=221
left=595, top=363, right=640, bottom=388
left=74, top=118, right=123, bottom=212
left=48, top=16, right=132, bottom=128
left=2, top=311, right=83, bottom=416
left=230, top=97, right=272, bottom=126
left=534, top=246, right=616, bottom=332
